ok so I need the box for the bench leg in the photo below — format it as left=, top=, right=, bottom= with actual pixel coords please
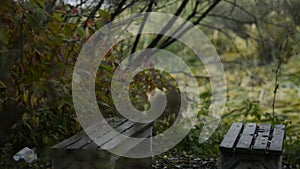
left=115, top=127, right=152, bottom=169
left=218, top=152, right=282, bottom=169
left=114, top=157, right=152, bottom=169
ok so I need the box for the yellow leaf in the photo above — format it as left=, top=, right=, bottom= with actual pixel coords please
left=32, top=116, right=39, bottom=127
left=22, top=113, right=27, bottom=123
left=23, top=90, right=29, bottom=103
left=43, top=136, right=49, bottom=144
left=0, top=81, right=6, bottom=88
left=30, top=96, right=38, bottom=107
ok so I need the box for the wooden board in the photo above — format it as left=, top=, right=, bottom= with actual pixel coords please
left=51, top=118, right=118, bottom=149
left=252, top=124, right=271, bottom=152
left=269, top=124, right=285, bottom=154
left=50, top=118, right=153, bottom=169
left=219, top=122, right=243, bottom=151
left=81, top=120, right=136, bottom=149
left=219, top=123, right=286, bottom=169
left=236, top=123, right=256, bottom=151
left=67, top=119, right=132, bottom=149
left=102, top=123, right=152, bottom=153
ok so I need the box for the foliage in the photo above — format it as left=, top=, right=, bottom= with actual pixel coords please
left=0, top=0, right=91, bottom=168
left=0, top=0, right=300, bottom=168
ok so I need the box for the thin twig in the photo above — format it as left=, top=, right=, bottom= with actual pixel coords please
left=146, top=0, right=190, bottom=49
left=272, top=61, right=281, bottom=123
left=83, top=0, right=104, bottom=29
left=130, top=0, right=154, bottom=55
left=159, top=0, right=222, bottom=49
left=75, top=0, right=89, bottom=8
left=20, top=14, right=24, bottom=63
left=110, top=0, right=128, bottom=21
left=157, top=0, right=201, bottom=49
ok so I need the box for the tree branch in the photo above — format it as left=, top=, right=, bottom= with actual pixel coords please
left=146, top=0, right=190, bottom=49
left=159, top=0, right=222, bottom=49
left=156, top=0, right=201, bottom=49
left=83, top=0, right=104, bottom=28
left=110, top=0, right=127, bottom=21
left=130, top=0, right=154, bottom=55
left=272, top=61, right=281, bottom=124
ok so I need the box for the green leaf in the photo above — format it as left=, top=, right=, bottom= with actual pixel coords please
left=53, top=13, right=63, bottom=21
left=23, top=90, right=29, bottom=103
left=0, top=0, right=12, bottom=10
left=0, top=25, right=9, bottom=45
left=95, top=19, right=105, bottom=29
left=26, top=14, right=42, bottom=30
left=76, top=26, right=85, bottom=37
left=100, top=64, right=113, bottom=71
left=22, top=2, right=35, bottom=12
left=42, top=136, right=50, bottom=144
left=36, top=8, right=48, bottom=22
left=0, top=81, right=6, bottom=88
left=98, top=9, right=110, bottom=21
left=62, top=24, right=76, bottom=37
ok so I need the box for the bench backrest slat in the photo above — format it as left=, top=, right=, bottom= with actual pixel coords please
left=269, top=124, right=285, bottom=154
left=236, top=123, right=256, bottom=151
left=252, top=124, right=271, bottom=151
left=219, top=122, right=243, bottom=150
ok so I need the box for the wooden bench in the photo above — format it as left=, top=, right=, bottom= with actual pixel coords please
left=50, top=118, right=152, bottom=169
left=218, top=122, right=285, bottom=169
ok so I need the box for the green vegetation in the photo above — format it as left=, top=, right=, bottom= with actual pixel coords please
left=0, top=0, right=299, bottom=168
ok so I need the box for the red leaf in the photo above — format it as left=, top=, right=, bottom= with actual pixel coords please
left=20, top=62, right=26, bottom=73
left=32, top=56, right=37, bottom=65
left=87, top=18, right=94, bottom=25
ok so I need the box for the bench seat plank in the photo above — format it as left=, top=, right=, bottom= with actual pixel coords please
left=104, top=122, right=153, bottom=169
left=50, top=118, right=153, bottom=169
left=236, top=123, right=256, bottom=151
left=253, top=124, right=271, bottom=152
left=85, top=120, right=136, bottom=149
left=219, top=122, right=243, bottom=151
left=51, top=118, right=117, bottom=149
left=219, top=122, right=286, bottom=169
left=67, top=120, right=134, bottom=149
left=59, top=119, right=125, bottom=149
left=102, top=123, right=151, bottom=151
left=269, top=124, right=285, bottom=154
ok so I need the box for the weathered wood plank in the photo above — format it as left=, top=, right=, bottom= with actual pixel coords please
left=219, top=122, right=243, bottom=151
left=66, top=119, right=126, bottom=149
left=269, top=124, right=285, bottom=154
left=253, top=124, right=271, bottom=152
left=241, top=123, right=256, bottom=135
left=101, top=123, right=151, bottom=152
left=235, top=135, right=253, bottom=150
left=51, top=118, right=153, bottom=169
left=236, top=123, right=256, bottom=151
left=219, top=123, right=285, bottom=169
left=81, top=120, right=136, bottom=149
left=66, top=135, right=90, bottom=149
left=51, top=118, right=116, bottom=149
